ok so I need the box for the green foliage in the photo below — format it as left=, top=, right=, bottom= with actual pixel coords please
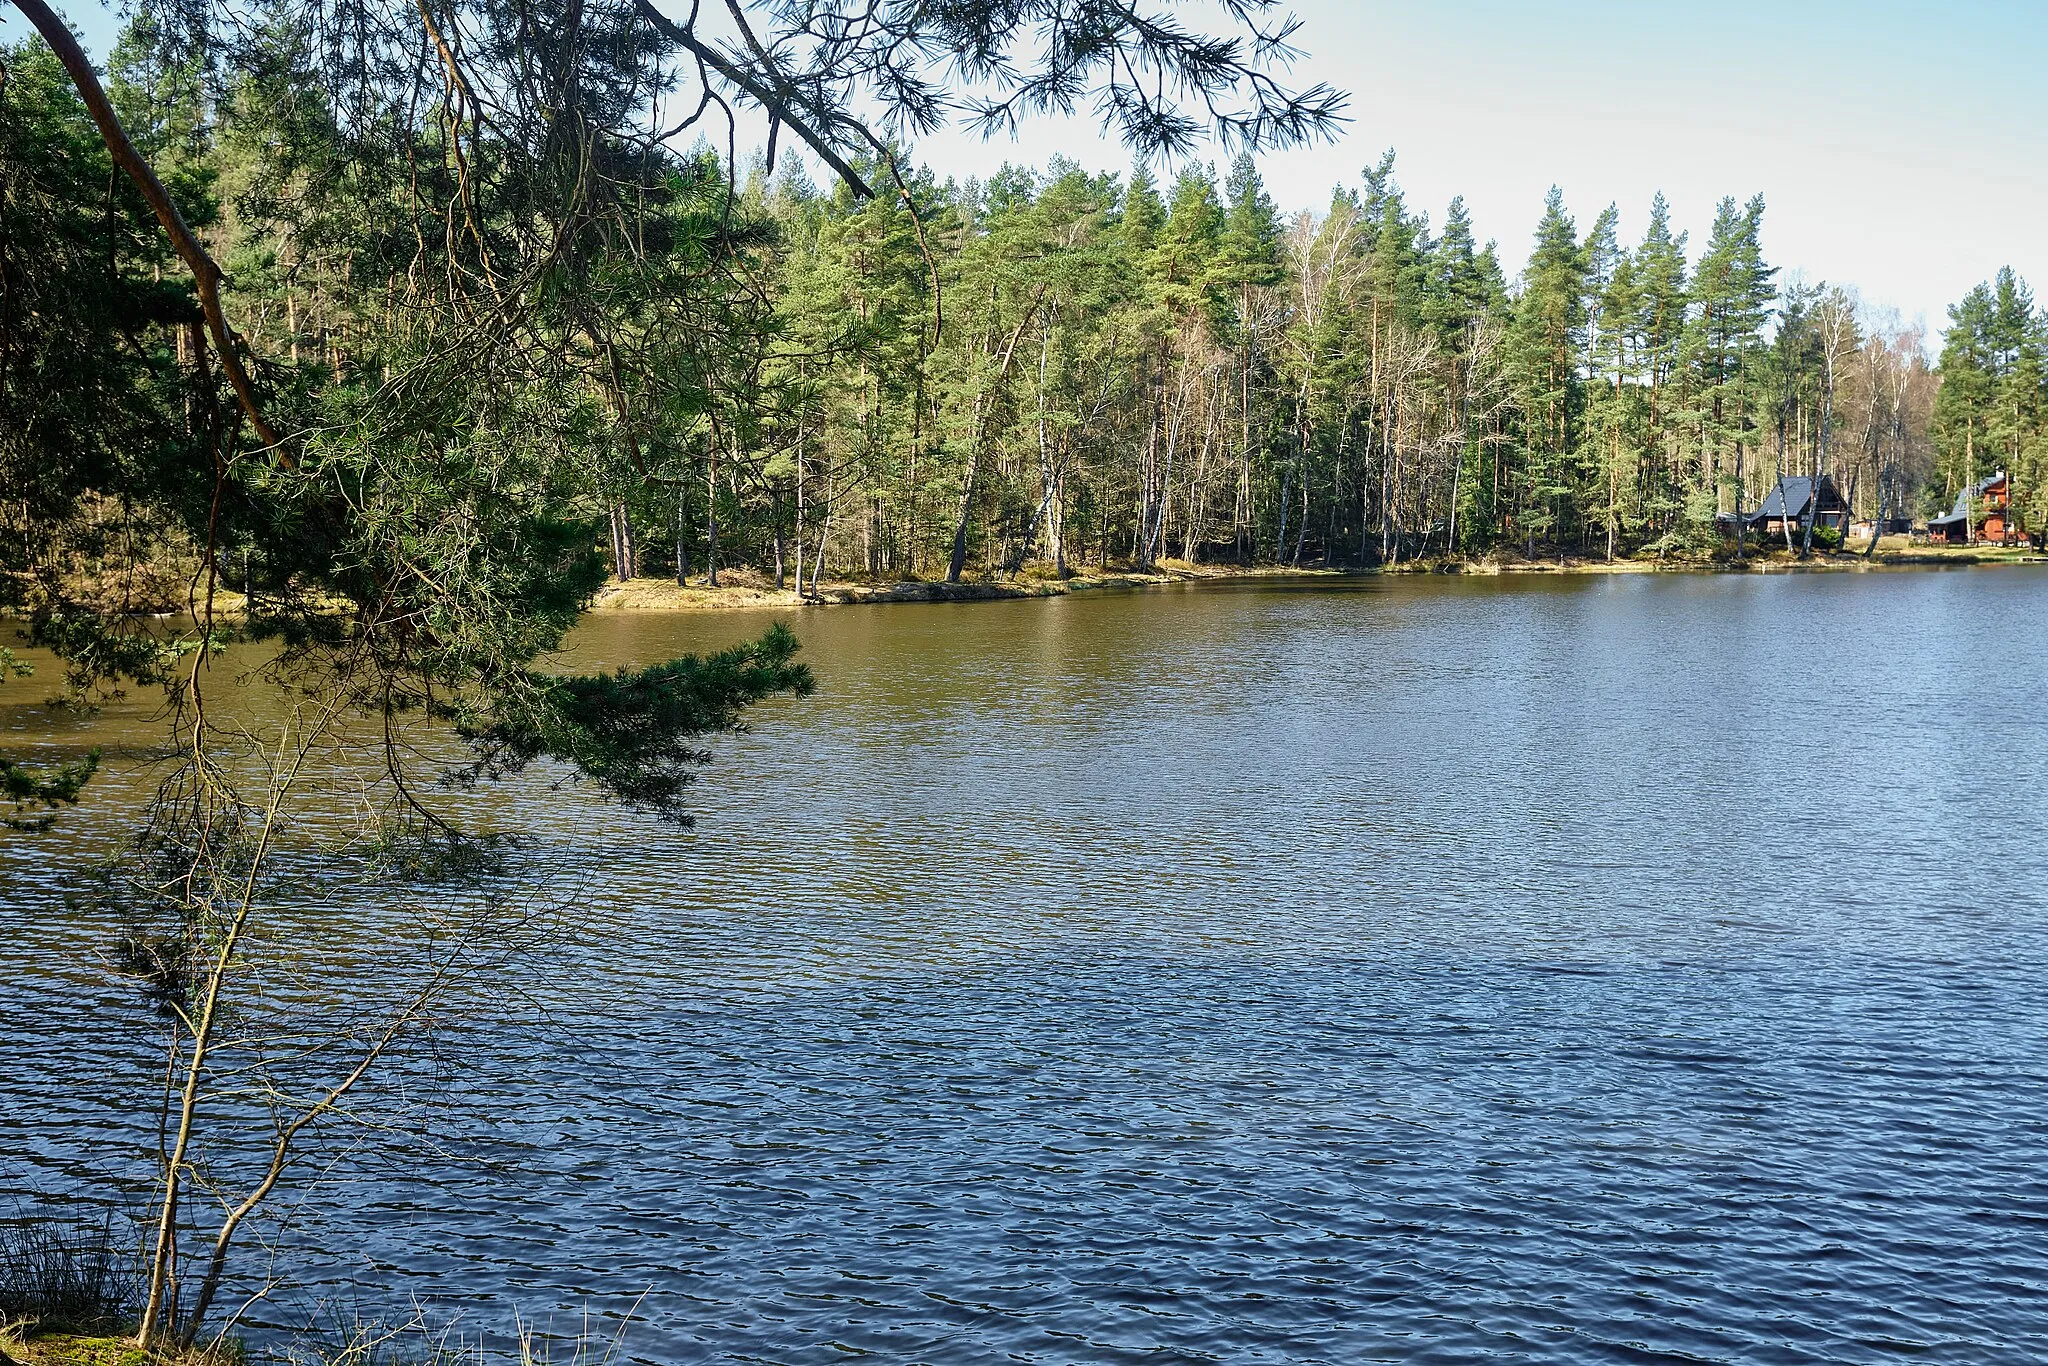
left=1506, top=187, right=1588, bottom=548
left=2, top=750, right=102, bottom=831
left=453, top=624, right=815, bottom=823
left=28, top=610, right=213, bottom=707
left=2, top=7, right=840, bottom=831
left=0, top=40, right=205, bottom=616
left=1934, top=268, right=2048, bottom=531
left=730, top=151, right=1959, bottom=573
left=0, top=645, right=97, bottom=829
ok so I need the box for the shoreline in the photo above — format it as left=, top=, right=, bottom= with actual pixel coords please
left=12, top=544, right=2040, bottom=623
left=590, top=560, right=1331, bottom=612
left=588, top=544, right=2048, bottom=612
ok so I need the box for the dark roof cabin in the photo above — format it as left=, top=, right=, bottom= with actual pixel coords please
left=1726, top=474, right=1850, bottom=537
left=1927, top=471, right=2013, bottom=543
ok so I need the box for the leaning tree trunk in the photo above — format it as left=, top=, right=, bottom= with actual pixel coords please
left=945, top=451, right=979, bottom=584
left=947, top=297, right=1043, bottom=582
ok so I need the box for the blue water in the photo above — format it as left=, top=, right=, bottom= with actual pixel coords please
left=5, top=569, right=2048, bottom=1361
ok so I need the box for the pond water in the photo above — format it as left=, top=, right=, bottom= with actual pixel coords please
left=6, top=569, right=2048, bottom=1363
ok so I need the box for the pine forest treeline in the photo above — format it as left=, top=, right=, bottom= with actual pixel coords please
left=626, top=154, right=2041, bottom=579
left=6, top=22, right=2046, bottom=612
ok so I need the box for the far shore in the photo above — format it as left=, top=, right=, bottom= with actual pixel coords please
left=11, top=540, right=2039, bottom=624
left=589, top=540, right=2048, bottom=612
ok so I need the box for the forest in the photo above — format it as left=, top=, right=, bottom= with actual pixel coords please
left=6, top=12, right=2048, bottom=618
left=5, top=0, right=2048, bottom=1355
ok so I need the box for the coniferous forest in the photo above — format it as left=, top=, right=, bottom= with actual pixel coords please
left=6, top=10, right=2046, bottom=624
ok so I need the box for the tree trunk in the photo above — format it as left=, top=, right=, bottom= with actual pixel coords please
left=947, top=296, right=1043, bottom=581
left=772, top=488, right=787, bottom=589
left=809, top=460, right=836, bottom=597
left=673, top=483, right=691, bottom=583
left=945, top=451, right=979, bottom=583
left=792, top=432, right=806, bottom=595
left=610, top=501, right=636, bottom=581
left=704, top=449, right=719, bottom=588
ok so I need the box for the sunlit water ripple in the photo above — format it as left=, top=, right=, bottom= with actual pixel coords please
left=5, top=569, right=2048, bottom=1362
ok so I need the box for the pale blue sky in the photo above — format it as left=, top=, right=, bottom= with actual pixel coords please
left=895, top=0, right=2046, bottom=338
left=13, top=0, right=2042, bottom=334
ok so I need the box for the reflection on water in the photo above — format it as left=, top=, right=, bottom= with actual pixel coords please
left=6, top=570, right=2048, bottom=1362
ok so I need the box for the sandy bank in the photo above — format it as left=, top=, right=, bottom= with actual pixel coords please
left=586, top=542, right=2045, bottom=611
left=586, top=561, right=1341, bottom=611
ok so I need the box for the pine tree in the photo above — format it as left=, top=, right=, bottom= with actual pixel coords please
left=1507, top=187, right=1587, bottom=554
left=1423, top=196, right=1503, bottom=552
left=1683, top=194, right=1775, bottom=544
left=1934, top=282, right=1998, bottom=514
left=1154, top=166, right=1225, bottom=315
left=1584, top=206, right=1638, bottom=559
left=1213, top=153, right=1282, bottom=558
left=0, top=36, right=203, bottom=625
left=1631, top=193, right=1691, bottom=541
left=1423, top=196, right=1497, bottom=344
left=1121, top=164, right=1166, bottom=256
left=1988, top=269, right=2045, bottom=504
left=1934, top=269, right=2047, bottom=538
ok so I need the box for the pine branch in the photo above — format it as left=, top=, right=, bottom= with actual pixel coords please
left=7, top=0, right=284, bottom=451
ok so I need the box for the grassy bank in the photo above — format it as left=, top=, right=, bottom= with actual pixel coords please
left=0, top=1331, right=151, bottom=1366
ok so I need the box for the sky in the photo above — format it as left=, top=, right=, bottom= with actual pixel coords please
left=888, top=0, right=2047, bottom=341
left=14, top=0, right=2043, bottom=339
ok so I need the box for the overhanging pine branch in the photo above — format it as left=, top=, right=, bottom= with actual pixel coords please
left=631, top=0, right=877, bottom=200
left=9, top=0, right=284, bottom=452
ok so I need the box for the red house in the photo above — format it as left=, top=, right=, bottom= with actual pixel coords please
left=1928, top=472, right=2019, bottom=544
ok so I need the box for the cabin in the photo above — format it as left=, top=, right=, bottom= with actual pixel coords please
left=1722, top=474, right=1851, bottom=541
left=1927, top=472, right=2019, bottom=544
left=1850, top=515, right=1915, bottom=543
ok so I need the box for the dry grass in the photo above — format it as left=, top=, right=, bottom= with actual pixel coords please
left=271, top=1306, right=642, bottom=1366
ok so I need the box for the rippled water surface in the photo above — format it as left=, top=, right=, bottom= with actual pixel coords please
left=7, top=570, right=2048, bottom=1362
